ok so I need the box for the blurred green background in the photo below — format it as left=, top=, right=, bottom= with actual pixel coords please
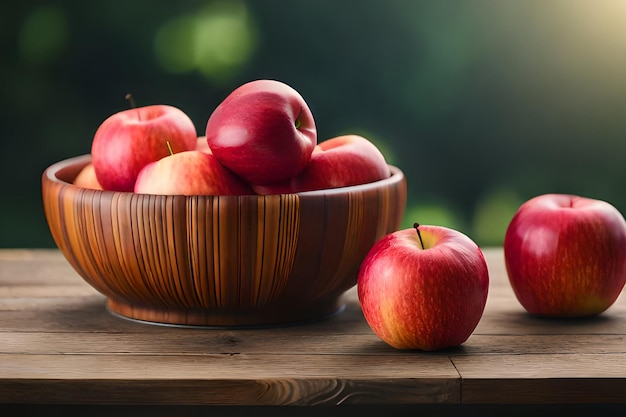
left=2, top=0, right=626, bottom=248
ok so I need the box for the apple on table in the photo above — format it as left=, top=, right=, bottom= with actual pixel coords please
left=504, top=193, right=626, bottom=317
left=253, top=134, right=391, bottom=195
left=205, top=79, right=317, bottom=186
left=91, top=103, right=197, bottom=192
left=357, top=223, right=489, bottom=351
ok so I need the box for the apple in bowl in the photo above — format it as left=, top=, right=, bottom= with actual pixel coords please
left=252, top=134, right=391, bottom=195
left=73, top=163, right=102, bottom=190
left=91, top=103, right=197, bottom=192
left=134, top=150, right=253, bottom=196
left=205, top=79, right=317, bottom=186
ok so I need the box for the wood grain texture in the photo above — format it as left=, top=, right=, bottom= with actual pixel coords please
left=2, top=248, right=626, bottom=406
left=40, top=155, right=407, bottom=327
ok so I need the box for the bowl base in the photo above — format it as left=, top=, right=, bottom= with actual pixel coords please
left=106, top=298, right=346, bottom=329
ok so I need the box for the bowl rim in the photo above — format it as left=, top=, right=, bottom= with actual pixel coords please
left=43, top=154, right=405, bottom=197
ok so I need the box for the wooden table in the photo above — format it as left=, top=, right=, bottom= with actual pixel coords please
left=1, top=248, right=626, bottom=415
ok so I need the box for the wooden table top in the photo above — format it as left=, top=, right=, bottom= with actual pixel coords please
left=1, top=247, right=626, bottom=409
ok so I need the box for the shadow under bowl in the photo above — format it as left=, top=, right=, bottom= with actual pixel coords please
left=42, top=154, right=407, bottom=328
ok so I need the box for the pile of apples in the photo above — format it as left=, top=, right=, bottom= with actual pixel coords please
left=74, top=79, right=391, bottom=195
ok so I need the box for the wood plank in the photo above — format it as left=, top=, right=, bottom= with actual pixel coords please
left=475, top=297, right=626, bottom=335
left=0, top=291, right=370, bottom=333
left=0, top=378, right=460, bottom=406
left=3, top=332, right=626, bottom=356
left=0, top=353, right=460, bottom=405
left=0, top=249, right=83, bottom=286
left=463, top=378, right=626, bottom=404
left=0, top=284, right=98, bottom=298
left=461, top=334, right=626, bottom=355
left=453, top=352, right=626, bottom=378
left=0, top=331, right=385, bottom=355
left=4, top=280, right=625, bottom=337
left=0, top=352, right=459, bottom=379
left=455, top=353, right=626, bottom=403
left=0, top=249, right=63, bottom=261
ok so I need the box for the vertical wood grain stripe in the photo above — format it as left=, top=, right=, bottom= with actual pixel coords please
left=265, top=194, right=299, bottom=305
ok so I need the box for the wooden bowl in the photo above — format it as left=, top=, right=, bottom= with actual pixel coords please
left=42, top=154, right=407, bottom=327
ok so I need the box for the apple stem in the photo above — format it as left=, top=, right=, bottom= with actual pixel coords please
left=125, top=93, right=136, bottom=108
left=125, top=93, right=141, bottom=121
left=414, top=223, right=424, bottom=250
left=166, top=141, right=174, bottom=156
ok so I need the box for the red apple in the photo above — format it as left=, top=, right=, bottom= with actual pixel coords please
left=205, top=79, right=317, bottom=185
left=73, top=163, right=102, bottom=190
left=195, top=136, right=212, bottom=154
left=91, top=104, right=197, bottom=192
left=254, top=134, right=391, bottom=194
left=357, top=224, right=489, bottom=351
left=134, top=150, right=253, bottom=196
left=504, top=193, right=626, bottom=317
